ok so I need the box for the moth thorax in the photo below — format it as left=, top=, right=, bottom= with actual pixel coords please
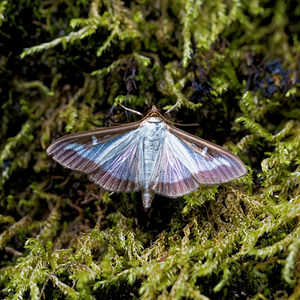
left=147, top=117, right=163, bottom=123
left=142, top=189, right=155, bottom=210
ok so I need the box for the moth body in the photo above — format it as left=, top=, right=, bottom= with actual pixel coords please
left=140, top=116, right=165, bottom=208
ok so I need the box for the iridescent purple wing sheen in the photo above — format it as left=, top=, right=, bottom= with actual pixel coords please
left=47, top=121, right=143, bottom=192
left=151, top=124, right=247, bottom=197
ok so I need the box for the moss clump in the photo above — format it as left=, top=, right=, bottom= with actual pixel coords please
left=0, top=0, right=299, bottom=299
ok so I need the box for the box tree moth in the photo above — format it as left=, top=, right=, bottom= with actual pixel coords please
left=47, top=106, right=247, bottom=210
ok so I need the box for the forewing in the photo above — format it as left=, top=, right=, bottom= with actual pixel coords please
left=47, top=121, right=143, bottom=192
left=151, top=124, right=247, bottom=197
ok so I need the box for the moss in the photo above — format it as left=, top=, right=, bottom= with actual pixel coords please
left=0, top=0, right=300, bottom=299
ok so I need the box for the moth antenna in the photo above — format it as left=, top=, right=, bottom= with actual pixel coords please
left=118, top=103, right=144, bottom=116
left=172, top=122, right=200, bottom=127
left=164, top=100, right=181, bottom=115
left=164, top=102, right=199, bottom=127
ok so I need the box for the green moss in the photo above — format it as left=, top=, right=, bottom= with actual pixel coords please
left=0, top=0, right=300, bottom=299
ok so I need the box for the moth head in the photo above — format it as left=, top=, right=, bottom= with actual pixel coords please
left=147, top=105, right=162, bottom=117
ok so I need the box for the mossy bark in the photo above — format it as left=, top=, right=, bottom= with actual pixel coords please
left=0, top=0, right=299, bottom=299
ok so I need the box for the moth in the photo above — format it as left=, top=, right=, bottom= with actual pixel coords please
left=47, top=106, right=247, bottom=209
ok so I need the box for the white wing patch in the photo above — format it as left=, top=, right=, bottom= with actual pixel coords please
left=202, top=146, right=208, bottom=156
left=92, top=136, right=97, bottom=145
